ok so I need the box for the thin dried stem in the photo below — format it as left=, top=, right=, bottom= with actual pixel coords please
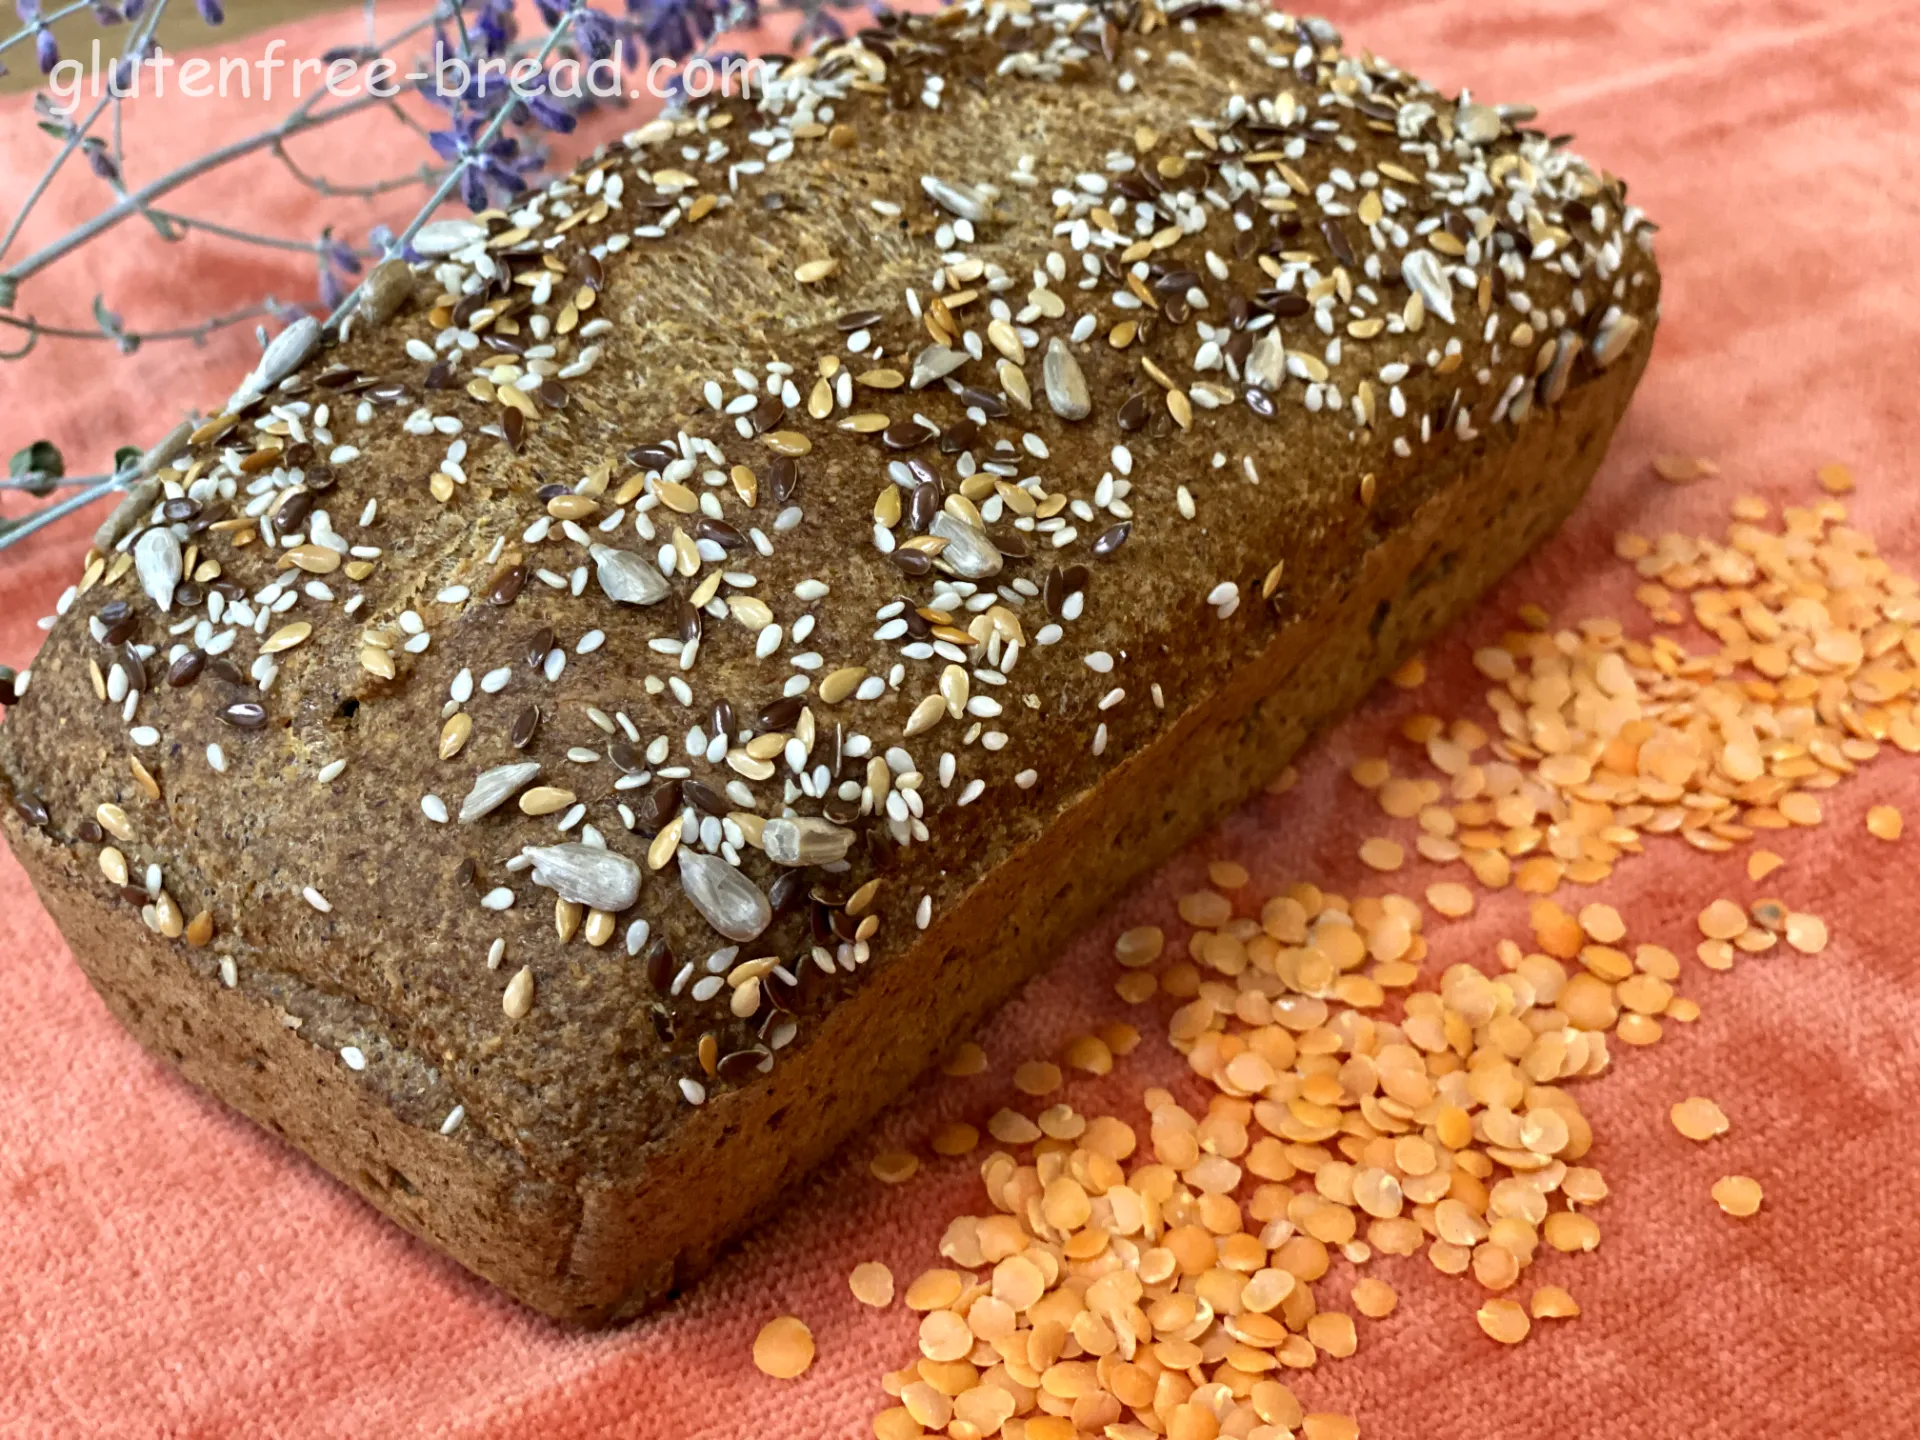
left=144, top=209, right=373, bottom=259
left=0, top=0, right=100, bottom=63
left=0, top=0, right=174, bottom=271
left=0, top=473, right=127, bottom=549
left=0, top=2, right=443, bottom=296
left=0, top=299, right=277, bottom=347
left=2, top=90, right=392, bottom=294
left=324, top=10, right=579, bottom=332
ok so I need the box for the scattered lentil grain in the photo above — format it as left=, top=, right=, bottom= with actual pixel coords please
left=1712, top=1175, right=1764, bottom=1217
left=849, top=1262, right=894, bottom=1308
left=752, top=1316, right=815, bottom=1379
left=1671, top=1097, right=1730, bottom=1142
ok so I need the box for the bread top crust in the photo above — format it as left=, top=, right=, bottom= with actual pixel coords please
left=0, top=0, right=1657, bottom=1183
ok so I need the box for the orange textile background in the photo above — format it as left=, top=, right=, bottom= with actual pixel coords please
left=5, top=1, right=1920, bottom=1437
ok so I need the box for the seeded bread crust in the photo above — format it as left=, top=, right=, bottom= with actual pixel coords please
left=0, top=1, right=1657, bottom=1323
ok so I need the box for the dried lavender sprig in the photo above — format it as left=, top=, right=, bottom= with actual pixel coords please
left=0, top=298, right=276, bottom=358
left=141, top=208, right=376, bottom=260
left=324, top=7, right=578, bottom=333
left=272, top=142, right=443, bottom=201
left=1, top=8, right=580, bottom=553
left=0, top=0, right=171, bottom=274
left=0, top=88, right=406, bottom=303
left=0, top=8, right=443, bottom=297
left=0, top=0, right=839, bottom=556
left=0, top=0, right=106, bottom=69
left=0, top=470, right=131, bottom=549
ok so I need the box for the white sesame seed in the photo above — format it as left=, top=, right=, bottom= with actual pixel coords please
left=439, top=1105, right=466, bottom=1135
left=317, top=759, right=346, bottom=783
left=303, top=886, right=333, bottom=913
left=340, top=1046, right=366, bottom=1071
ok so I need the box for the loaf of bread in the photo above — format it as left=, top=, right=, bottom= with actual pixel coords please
left=0, top=0, right=1657, bottom=1322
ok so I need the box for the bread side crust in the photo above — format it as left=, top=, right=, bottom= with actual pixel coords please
left=6, top=321, right=1653, bottom=1322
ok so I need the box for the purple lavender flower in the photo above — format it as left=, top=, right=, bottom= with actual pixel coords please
left=81, top=138, right=119, bottom=183
left=429, top=111, right=542, bottom=212
left=795, top=7, right=844, bottom=46
left=629, top=0, right=724, bottom=64
left=470, top=0, right=517, bottom=58
left=319, top=230, right=361, bottom=276
left=18, top=0, right=59, bottom=75
left=195, top=0, right=223, bottom=24
left=570, top=4, right=619, bottom=62
left=524, top=89, right=577, bottom=134
left=459, top=166, right=489, bottom=211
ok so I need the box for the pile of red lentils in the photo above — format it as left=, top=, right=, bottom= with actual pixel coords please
left=747, top=468, right=1912, bottom=1439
